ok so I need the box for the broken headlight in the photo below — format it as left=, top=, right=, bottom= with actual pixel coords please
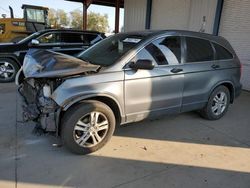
left=23, top=55, right=44, bottom=78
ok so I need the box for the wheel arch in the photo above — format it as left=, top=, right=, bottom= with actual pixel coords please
left=57, top=94, right=123, bottom=135
left=210, top=81, right=235, bottom=103
left=0, top=54, right=21, bottom=67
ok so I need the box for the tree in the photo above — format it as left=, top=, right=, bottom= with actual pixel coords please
left=56, top=9, right=69, bottom=27
left=48, top=8, right=57, bottom=27
left=87, top=12, right=109, bottom=33
left=70, top=10, right=109, bottom=32
left=48, top=9, right=69, bottom=28
left=70, top=9, right=83, bottom=29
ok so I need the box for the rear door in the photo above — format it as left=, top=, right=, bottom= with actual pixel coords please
left=124, top=36, right=185, bottom=122
left=181, top=36, right=219, bottom=112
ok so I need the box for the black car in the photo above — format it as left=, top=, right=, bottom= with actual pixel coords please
left=0, top=29, right=106, bottom=82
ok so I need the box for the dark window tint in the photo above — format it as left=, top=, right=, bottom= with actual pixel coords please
left=61, top=33, right=101, bottom=45
left=213, top=42, right=233, bottom=60
left=144, top=36, right=181, bottom=65
left=145, top=43, right=168, bottom=65
left=61, top=33, right=83, bottom=43
left=186, top=37, right=214, bottom=62
left=159, top=37, right=181, bottom=63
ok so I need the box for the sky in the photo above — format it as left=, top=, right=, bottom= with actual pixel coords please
left=0, top=0, right=124, bottom=31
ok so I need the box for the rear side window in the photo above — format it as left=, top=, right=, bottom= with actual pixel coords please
left=61, top=33, right=83, bottom=43
left=185, top=37, right=214, bottom=62
left=213, top=42, right=233, bottom=60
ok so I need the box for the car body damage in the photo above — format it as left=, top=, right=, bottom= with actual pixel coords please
left=17, top=49, right=101, bottom=133
left=16, top=30, right=242, bottom=154
left=22, top=49, right=100, bottom=78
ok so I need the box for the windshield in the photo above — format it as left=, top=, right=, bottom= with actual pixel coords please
left=78, top=33, right=147, bottom=66
left=26, top=8, right=45, bottom=23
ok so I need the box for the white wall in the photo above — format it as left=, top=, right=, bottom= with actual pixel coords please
left=124, top=0, right=217, bottom=33
left=188, top=0, right=217, bottom=33
left=124, top=0, right=147, bottom=32
left=219, top=0, right=250, bottom=90
left=150, top=0, right=191, bottom=30
left=151, top=0, right=217, bottom=33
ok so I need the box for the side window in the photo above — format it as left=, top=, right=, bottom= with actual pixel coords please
left=37, top=33, right=60, bottom=43
left=131, top=48, right=156, bottom=65
left=61, top=33, right=83, bottom=43
left=157, top=36, right=181, bottom=63
left=213, top=42, right=233, bottom=60
left=84, top=34, right=102, bottom=45
left=145, top=43, right=168, bottom=65
left=145, top=36, right=181, bottom=65
left=131, top=36, right=181, bottom=66
left=185, top=37, right=214, bottom=62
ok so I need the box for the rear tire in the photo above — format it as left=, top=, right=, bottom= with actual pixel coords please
left=61, top=100, right=116, bottom=155
left=200, top=86, right=230, bottom=120
left=0, top=58, right=19, bottom=83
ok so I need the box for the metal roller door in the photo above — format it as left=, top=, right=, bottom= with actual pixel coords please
left=219, top=0, right=250, bottom=90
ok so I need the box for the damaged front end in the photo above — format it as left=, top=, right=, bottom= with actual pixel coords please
left=17, top=78, right=62, bottom=133
left=16, top=49, right=100, bottom=134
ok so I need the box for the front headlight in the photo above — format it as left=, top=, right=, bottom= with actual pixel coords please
left=23, top=55, right=43, bottom=78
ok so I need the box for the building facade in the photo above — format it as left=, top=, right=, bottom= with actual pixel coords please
left=124, top=0, right=250, bottom=90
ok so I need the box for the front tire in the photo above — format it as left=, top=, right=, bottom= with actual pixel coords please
left=200, top=86, right=230, bottom=120
left=0, top=58, right=19, bottom=83
left=61, top=101, right=116, bottom=155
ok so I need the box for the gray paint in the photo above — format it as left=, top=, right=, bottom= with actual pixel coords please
left=20, top=30, right=242, bottom=130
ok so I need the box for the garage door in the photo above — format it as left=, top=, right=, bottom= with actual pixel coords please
left=219, top=0, right=250, bottom=90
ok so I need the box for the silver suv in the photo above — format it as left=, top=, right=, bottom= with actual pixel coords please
left=17, top=30, right=242, bottom=154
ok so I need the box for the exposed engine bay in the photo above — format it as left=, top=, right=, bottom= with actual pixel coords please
left=18, top=78, right=61, bottom=132
left=17, top=49, right=100, bottom=134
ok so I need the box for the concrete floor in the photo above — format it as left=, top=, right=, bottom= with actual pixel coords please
left=0, top=83, right=250, bottom=188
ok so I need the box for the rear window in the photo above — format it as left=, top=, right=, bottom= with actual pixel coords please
left=213, top=42, right=233, bottom=60
left=185, top=37, right=214, bottom=63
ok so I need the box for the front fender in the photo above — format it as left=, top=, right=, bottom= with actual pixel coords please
left=51, top=72, right=125, bottom=115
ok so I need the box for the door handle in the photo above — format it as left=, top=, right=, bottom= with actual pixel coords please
left=211, top=64, right=220, bottom=69
left=170, top=68, right=183, bottom=73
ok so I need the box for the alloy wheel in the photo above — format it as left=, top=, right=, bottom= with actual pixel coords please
left=73, top=111, right=109, bottom=147
left=211, top=91, right=227, bottom=116
left=0, top=61, right=15, bottom=80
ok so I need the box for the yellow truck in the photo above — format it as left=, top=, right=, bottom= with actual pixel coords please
left=0, top=5, right=49, bottom=43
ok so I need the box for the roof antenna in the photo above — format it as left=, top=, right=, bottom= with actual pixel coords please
left=199, top=16, right=206, bottom=33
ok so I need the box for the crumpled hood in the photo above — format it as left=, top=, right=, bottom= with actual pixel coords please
left=23, top=49, right=100, bottom=78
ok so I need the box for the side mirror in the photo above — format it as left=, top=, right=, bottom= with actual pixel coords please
left=129, top=59, right=154, bottom=70
left=29, top=39, right=40, bottom=46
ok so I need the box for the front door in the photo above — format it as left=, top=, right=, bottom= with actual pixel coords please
left=124, top=36, right=184, bottom=122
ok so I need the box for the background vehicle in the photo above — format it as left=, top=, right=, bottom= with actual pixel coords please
left=17, top=30, right=242, bottom=154
left=0, top=29, right=106, bottom=82
left=0, top=4, right=49, bottom=43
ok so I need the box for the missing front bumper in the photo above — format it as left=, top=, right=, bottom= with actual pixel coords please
left=16, top=85, right=59, bottom=132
